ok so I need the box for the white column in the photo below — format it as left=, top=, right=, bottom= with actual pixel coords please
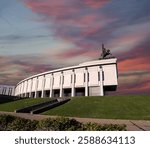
left=59, top=72, right=63, bottom=97
left=23, top=81, right=25, bottom=97
left=99, top=67, right=104, bottom=96
left=19, top=85, right=21, bottom=97
left=5, top=87, right=9, bottom=95
left=20, top=84, right=22, bottom=97
left=71, top=70, right=75, bottom=97
left=34, top=77, right=38, bottom=98
left=29, top=79, right=33, bottom=98
left=41, top=75, right=45, bottom=98
left=85, top=67, right=88, bottom=96
left=21, top=82, right=24, bottom=97
left=50, top=74, right=53, bottom=98
left=25, top=81, right=28, bottom=97
left=14, top=86, right=17, bottom=96
left=12, top=87, right=15, bottom=96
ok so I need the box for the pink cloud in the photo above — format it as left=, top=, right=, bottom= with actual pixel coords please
left=23, top=0, right=113, bottom=44
left=24, top=0, right=81, bottom=19
left=119, top=57, right=150, bottom=72
left=115, top=80, right=150, bottom=95
left=116, top=41, right=150, bottom=74
left=83, top=0, right=111, bottom=8
left=0, top=55, right=54, bottom=85
left=55, top=47, right=99, bottom=59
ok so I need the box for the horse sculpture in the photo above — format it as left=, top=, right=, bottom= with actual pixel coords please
left=100, top=44, right=112, bottom=59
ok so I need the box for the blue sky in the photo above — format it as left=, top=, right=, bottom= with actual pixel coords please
left=0, top=0, right=150, bottom=94
left=0, top=0, right=55, bottom=55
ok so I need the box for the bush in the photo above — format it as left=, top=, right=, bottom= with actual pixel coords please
left=0, top=114, right=126, bottom=131
left=100, top=124, right=126, bottom=131
left=0, top=115, right=16, bottom=130
left=7, top=118, right=38, bottom=131
left=38, top=117, right=126, bottom=131
left=82, top=122, right=102, bottom=131
left=83, top=122, right=126, bottom=131
left=38, top=117, right=83, bottom=131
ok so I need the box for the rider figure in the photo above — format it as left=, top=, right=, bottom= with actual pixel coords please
left=101, top=44, right=111, bottom=59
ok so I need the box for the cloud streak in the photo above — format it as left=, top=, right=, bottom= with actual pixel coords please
left=0, top=55, right=54, bottom=85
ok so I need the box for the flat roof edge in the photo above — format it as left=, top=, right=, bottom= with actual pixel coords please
left=17, top=58, right=117, bottom=85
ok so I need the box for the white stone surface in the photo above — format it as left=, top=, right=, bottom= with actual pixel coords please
left=31, top=77, right=37, bottom=92
left=37, top=76, right=43, bottom=91
left=44, top=74, right=51, bottom=90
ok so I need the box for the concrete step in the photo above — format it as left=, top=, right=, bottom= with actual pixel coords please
left=31, top=99, right=70, bottom=114
left=15, top=99, right=57, bottom=113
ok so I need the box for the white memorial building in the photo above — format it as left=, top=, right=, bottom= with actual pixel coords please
left=14, top=58, right=118, bottom=98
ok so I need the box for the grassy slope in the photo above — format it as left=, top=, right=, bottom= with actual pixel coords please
left=42, top=95, right=150, bottom=120
left=0, top=98, right=51, bottom=112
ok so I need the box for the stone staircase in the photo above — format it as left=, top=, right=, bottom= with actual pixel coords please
left=15, top=98, right=70, bottom=114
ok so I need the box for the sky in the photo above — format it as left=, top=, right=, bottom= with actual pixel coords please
left=0, top=0, right=150, bottom=95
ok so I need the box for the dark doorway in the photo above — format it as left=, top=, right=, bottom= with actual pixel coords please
left=31, top=92, right=35, bottom=98
left=64, top=88, right=71, bottom=97
left=37, top=91, right=42, bottom=98
left=26, top=93, right=29, bottom=98
left=44, top=90, right=50, bottom=98
left=53, top=89, right=60, bottom=97
left=75, top=87, right=85, bottom=96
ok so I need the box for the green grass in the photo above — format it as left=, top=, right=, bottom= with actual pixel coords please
left=0, top=95, right=150, bottom=120
left=42, top=95, right=150, bottom=120
left=0, top=98, right=51, bottom=112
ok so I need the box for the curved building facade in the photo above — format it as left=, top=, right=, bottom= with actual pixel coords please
left=15, top=58, right=118, bottom=98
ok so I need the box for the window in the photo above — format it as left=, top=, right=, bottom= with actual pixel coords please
left=102, top=71, right=104, bottom=81
left=62, top=76, right=64, bottom=84
left=74, top=75, right=76, bottom=83
left=98, top=72, right=100, bottom=81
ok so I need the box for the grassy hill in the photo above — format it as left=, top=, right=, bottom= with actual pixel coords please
left=42, top=95, right=150, bottom=120
left=0, top=98, right=51, bottom=112
left=0, top=95, right=150, bottom=120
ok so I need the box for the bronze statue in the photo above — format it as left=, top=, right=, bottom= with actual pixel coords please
left=100, top=43, right=112, bottom=59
